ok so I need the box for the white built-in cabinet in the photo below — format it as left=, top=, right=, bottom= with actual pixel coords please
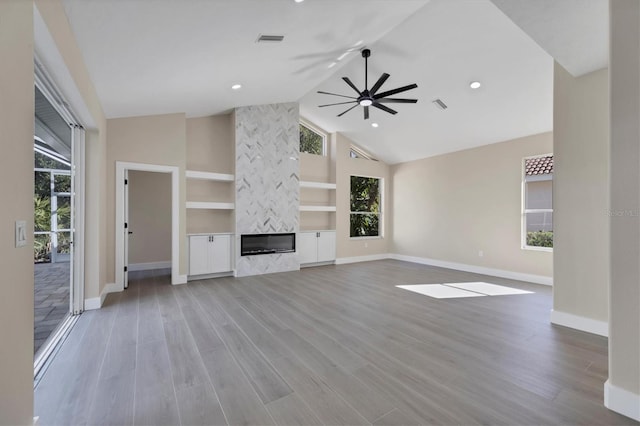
left=297, top=231, right=336, bottom=265
left=188, top=233, right=232, bottom=276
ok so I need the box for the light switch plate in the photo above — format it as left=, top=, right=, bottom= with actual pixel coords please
left=15, top=220, right=27, bottom=248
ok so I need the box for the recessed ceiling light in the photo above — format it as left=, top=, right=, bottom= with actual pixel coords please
left=231, top=84, right=242, bottom=90
left=294, top=0, right=304, bottom=3
left=469, top=81, right=481, bottom=89
left=371, top=123, right=379, bottom=128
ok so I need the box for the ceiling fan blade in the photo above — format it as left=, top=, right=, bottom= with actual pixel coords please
left=374, top=83, right=418, bottom=99
left=342, top=77, right=363, bottom=95
left=370, top=73, right=390, bottom=95
left=376, top=98, right=418, bottom=104
left=317, top=91, right=357, bottom=100
left=337, top=104, right=359, bottom=117
left=364, top=106, right=370, bottom=120
left=372, top=102, right=397, bottom=115
left=318, top=101, right=358, bottom=107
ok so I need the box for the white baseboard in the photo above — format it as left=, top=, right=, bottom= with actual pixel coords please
left=335, top=253, right=392, bottom=265
left=84, top=282, right=120, bottom=310
left=550, top=309, right=608, bottom=337
left=605, top=380, right=640, bottom=421
left=389, top=253, right=553, bottom=286
left=173, top=274, right=188, bottom=285
left=129, top=261, right=171, bottom=272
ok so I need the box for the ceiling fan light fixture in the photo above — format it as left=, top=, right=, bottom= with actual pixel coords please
left=317, top=48, right=418, bottom=120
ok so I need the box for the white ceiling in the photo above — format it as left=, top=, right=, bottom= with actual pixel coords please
left=62, top=0, right=428, bottom=119
left=61, top=0, right=604, bottom=164
left=490, top=0, right=608, bottom=77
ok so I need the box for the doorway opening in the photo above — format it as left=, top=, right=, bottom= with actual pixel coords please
left=115, top=162, right=182, bottom=290
left=33, top=83, right=85, bottom=374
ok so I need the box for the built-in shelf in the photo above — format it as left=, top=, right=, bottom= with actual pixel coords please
left=186, top=170, right=234, bottom=182
left=186, top=201, right=235, bottom=210
left=300, top=181, right=336, bottom=190
left=300, top=205, right=336, bottom=212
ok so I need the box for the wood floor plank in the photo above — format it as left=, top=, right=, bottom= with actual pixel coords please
left=265, top=393, right=323, bottom=426
left=35, top=262, right=633, bottom=426
left=86, top=373, right=135, bottom=426
left=270, top=356, right=369, bottom=426
left=200, top=348, right=274, bottom=426
left=175, top=383, right=228, bottom=426
left=162, top=318, right=210, bottom=391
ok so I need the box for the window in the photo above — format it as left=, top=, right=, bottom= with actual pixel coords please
left=299, top=121, right=326, bottom=155
left=523, top=154, right=553, bottom=249
left=349, top=145, right=377, bottom=161
left=350, top=176, right=382, bottom=237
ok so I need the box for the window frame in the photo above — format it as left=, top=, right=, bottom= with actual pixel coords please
left=299, top=119, right=327, bottom=156
left=521, top=153, right=553, bottom=252
left=349, top=174, right=384, bottom=239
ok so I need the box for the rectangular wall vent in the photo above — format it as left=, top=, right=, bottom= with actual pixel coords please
left=432, top=99, right=448, bottom=110
left=257, top=34, right=285, bottom=43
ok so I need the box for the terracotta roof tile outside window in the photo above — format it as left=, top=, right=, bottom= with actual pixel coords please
left=525, top=155, right=553, bottom=175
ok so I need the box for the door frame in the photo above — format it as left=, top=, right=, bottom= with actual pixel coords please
left=115, top=161, right=181, bottom=290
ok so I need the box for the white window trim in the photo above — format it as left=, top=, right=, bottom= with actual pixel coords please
left=350, top=175, right=384, bottom=239
left=521, top=153, right=553, bottom=251
left=299, top=119, right=327, bottom=156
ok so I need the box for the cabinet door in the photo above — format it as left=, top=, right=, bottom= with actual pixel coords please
left=189, top=235, right=211, bottom=276
left=317, top=231, right=336, bottom=262
left=211, top=234, right=232, bottom=273
left=297, top=232, right=318, bottom=264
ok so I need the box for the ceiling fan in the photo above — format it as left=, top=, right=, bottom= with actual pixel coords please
left=318, top=48, right=418, bottom=120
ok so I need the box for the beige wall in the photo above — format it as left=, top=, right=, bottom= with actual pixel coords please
left=608, top=0, right=640, bottom=401
left=107, top=114, right=187, bottom=282
left=392, top=133, right=553, bottom=278
left=300, top=144, right=334, bottom=231
left=128, top=171, right=172, bottom=265
left=553, top=64, right=610, bottom=324
left=0, top=2, right=35, bottom=423
left=186, top=114, right=235, bottom=234
left=35, top=0, right=109, bottom=299
left=334, top=133, right=391, bottom=259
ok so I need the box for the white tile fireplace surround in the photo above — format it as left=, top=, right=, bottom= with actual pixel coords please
left=234, top=102, right=300, bottom=277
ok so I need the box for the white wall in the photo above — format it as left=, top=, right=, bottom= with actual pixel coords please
left=552, top=64, right=610, bottom=331
left=128, top=171, right=171, bottom=265
left=392, top=132, right=553, bottom=280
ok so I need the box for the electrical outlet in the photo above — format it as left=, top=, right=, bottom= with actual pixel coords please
left=15, top=220, right=27, bottom=248
left=478, top=250, right=484, bottom=257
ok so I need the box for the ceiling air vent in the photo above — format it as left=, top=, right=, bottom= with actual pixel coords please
left=432, top=99, right=448, bottom=110
left=256, top=34, right=285, bottom=43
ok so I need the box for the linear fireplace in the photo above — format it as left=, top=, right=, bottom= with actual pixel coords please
left=241, top=233, right=296, bottom=256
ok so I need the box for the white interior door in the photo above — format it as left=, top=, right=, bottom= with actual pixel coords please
left=123, top=169, right=129, bottom=289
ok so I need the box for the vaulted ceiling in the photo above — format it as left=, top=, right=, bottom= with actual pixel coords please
left=62, top=0, right=608, bottom=164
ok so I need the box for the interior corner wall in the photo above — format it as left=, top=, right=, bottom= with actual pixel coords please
left=0, top=2, right=35, bottom=424
left=128, top=171, right=172, bottom=265
left=334, top=133, right=391, bottom=259
left=552, top=64, right=610, bottom=330
left=106, top=113, right=187, bottom=282
left=607, top=0, right=640, bottom=416
left=234, top=103, right=300, bottom=277
left=392, top=133, right=553, bottom=279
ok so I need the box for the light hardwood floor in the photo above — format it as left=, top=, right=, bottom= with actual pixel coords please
left=35, top=260, right=636, bottom=425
